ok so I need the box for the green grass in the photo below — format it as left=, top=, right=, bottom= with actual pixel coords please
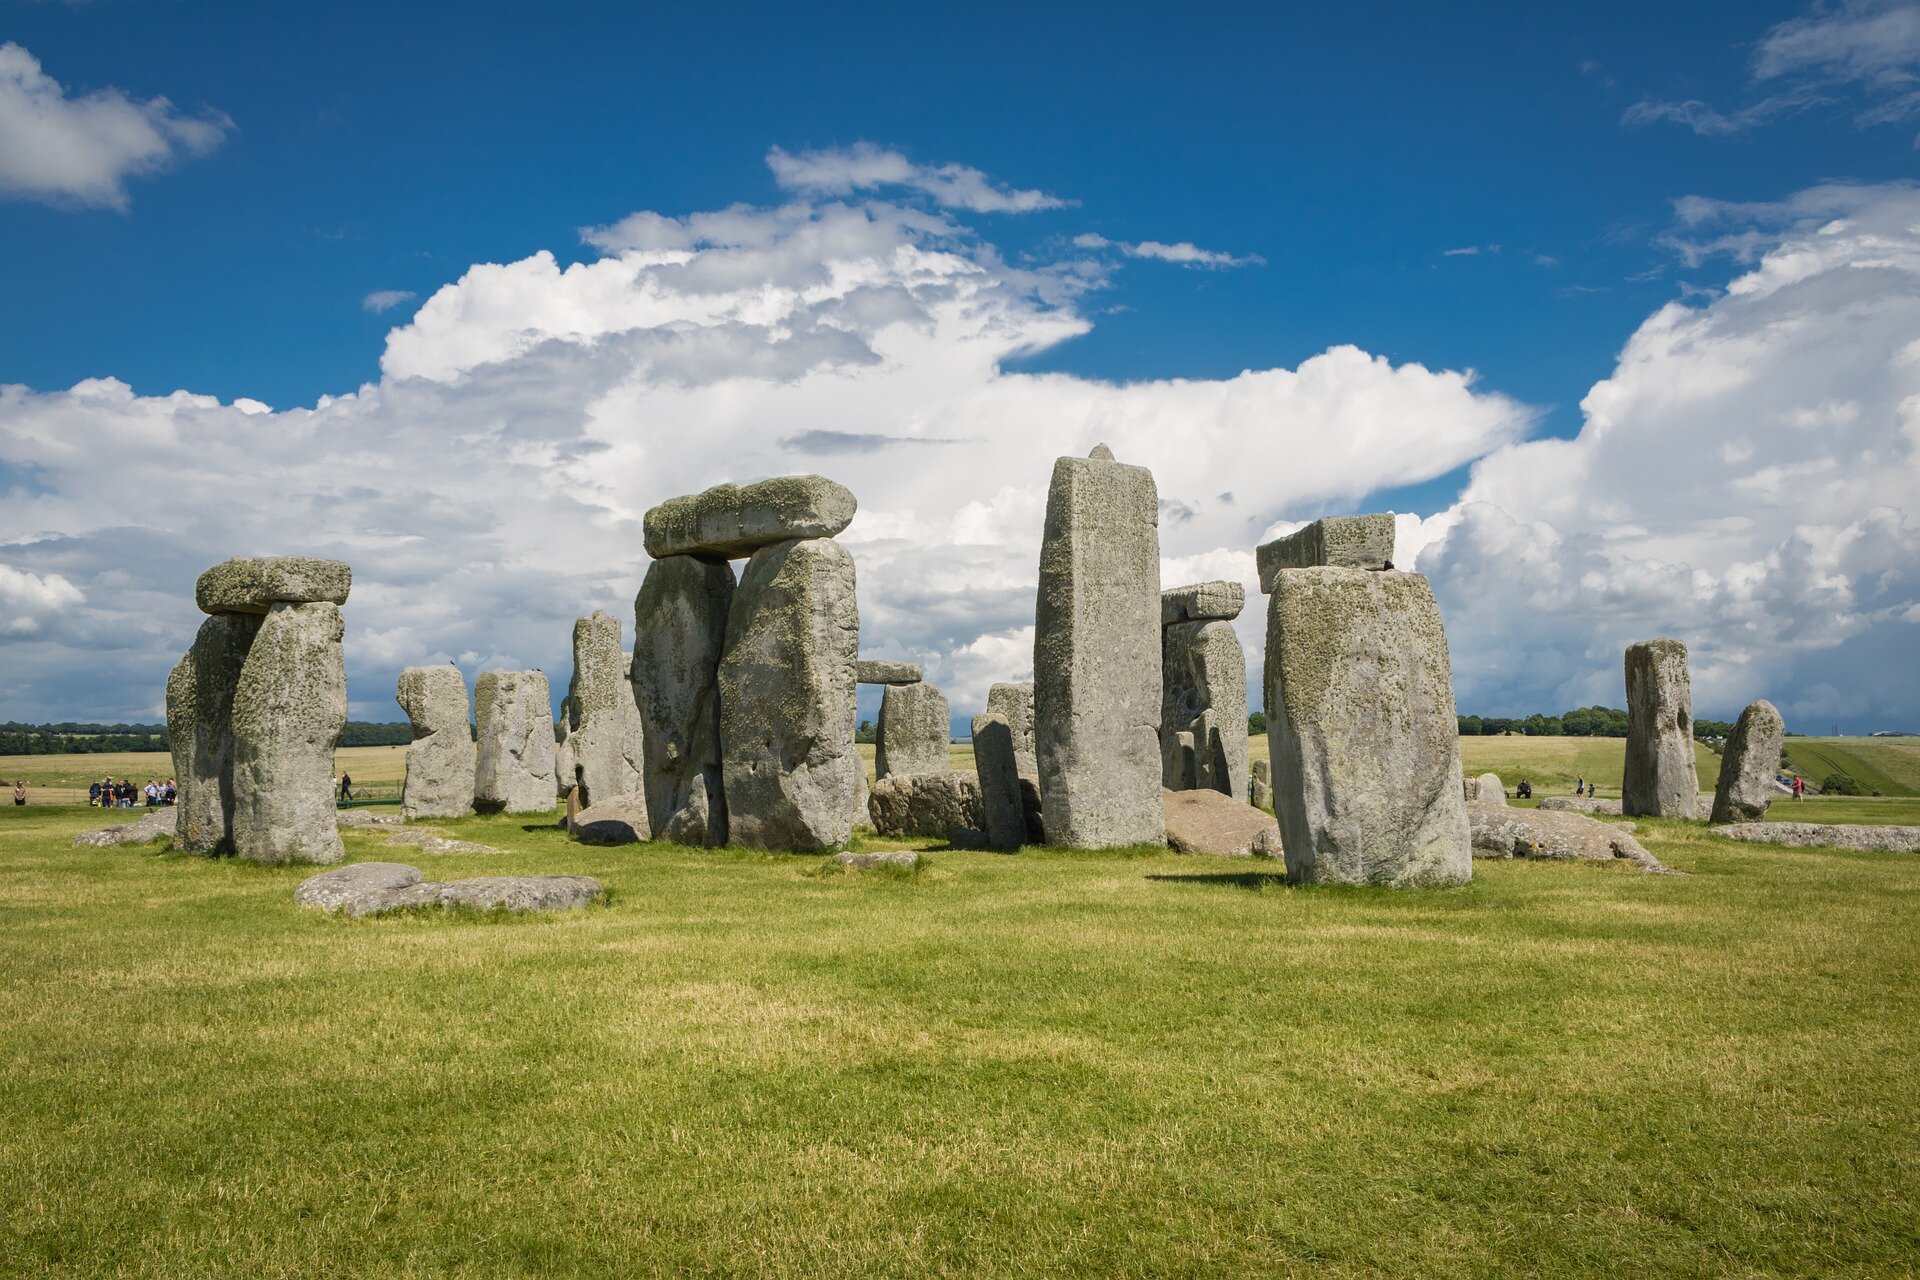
left=1782, top=738, right=1920, bottom=797
left=3, top=804, right=1918, bottom=1277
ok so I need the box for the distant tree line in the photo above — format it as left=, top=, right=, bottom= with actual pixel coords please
left=1453, top=706, right=1736, bottom=741
left=0, top=720, right=412, bottom=755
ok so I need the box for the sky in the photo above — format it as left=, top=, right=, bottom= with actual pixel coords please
left=2, top=0, right=1918, bottom=733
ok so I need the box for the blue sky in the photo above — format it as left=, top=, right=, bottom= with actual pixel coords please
left=3, top=0, right=1920, bottom=730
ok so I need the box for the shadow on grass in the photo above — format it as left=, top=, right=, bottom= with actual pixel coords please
left=1146, top=870, right=1291, bottom=891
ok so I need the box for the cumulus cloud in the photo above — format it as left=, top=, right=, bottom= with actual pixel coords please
left=0, top=165, right=1529, bottom=721
left=1073, top=232, right=1263, bottom=269
left=0, top=42, right=230, bottom=208
left=362, top=289, right=417, bottom=314
left=1415, top=181, right=1920, bottom=726
left=766, top=142, right=1068, bottom=213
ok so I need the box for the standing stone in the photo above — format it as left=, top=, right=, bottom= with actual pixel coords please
left=633, top=556, right=734, bottom=843
left=1250, top=759, right=1272, bottom=811
left=1468, top=772, right=1507, bottom=806
left=166, top=612, right=262, bottom=853
left=1256, top=515, right=1396, bottom=592
left=852, top=761, right=873, bottom=833
left=473, top=669, right=558, bottom=815
left=396, top=666, right=475, bottom=821
left=1162, top=729, right=1198, bottom=791
left=553, top=698, right=577, bottom=800
left=1034, top=446, right=1165, bottom=848
left=876, top=681, right=950, bottom=779
left=567, top=611, right=647, bottom=814
left=972, top=711, right=1025, bottom=851
left=1623, top=639, right=1699, bottom=819
left=718, top=537, right=859, bottom=851
left=230, top=602, right=348, bottom=865
left=986, top=682, right=1038, bottom=783
left=1265, top=567, right=1470, bottom=886
left=1710, top=699, right=1786, bottom=824
left=1161, top=613, right=1249, bottom=801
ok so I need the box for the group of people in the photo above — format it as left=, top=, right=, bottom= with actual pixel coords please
left=1572, top=776, right=1599, bottom=798
left=89, top=777, right=176, bottom=808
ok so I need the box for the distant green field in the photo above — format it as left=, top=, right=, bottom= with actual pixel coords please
left=1782, top=738, right=1920, bottom=797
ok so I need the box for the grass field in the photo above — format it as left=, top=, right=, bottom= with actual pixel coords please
left=1781, top=737, right=1920, bottom=797
left=3, top=803, right=1917, bottom=1277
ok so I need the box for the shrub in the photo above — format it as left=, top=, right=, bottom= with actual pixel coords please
left=1820, top=773, right=1865, bottom=796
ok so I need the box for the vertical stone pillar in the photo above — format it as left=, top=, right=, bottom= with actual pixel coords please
left=876, top=681, right=950, bottom=778
left=230, top=602, right=348, bottom=864
left=1033, top=445, right=1164, bottom=848
left=1159, top=584, right=1249, bottom=802
left=971, top=711, right=1025, bottom=851
left=718, top=537, right=860, bottom=851
left=167, top=612, right=263, bottom=853
left=568, top=610, right=647, bottom=813
left=633, top=556, right=734, bottom=843
left=397, top=665, right=475, bottom=820
left=1623, top=639, right=1699, bottom=818
left=1710, top=699, right=1786, bottom=824
left=473, top=669, right=558, bottom=814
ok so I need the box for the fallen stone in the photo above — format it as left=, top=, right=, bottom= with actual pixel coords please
left=294, top=862, right=424, bottom=914
left=855, top=659, right=922, bottom=685
left=397, top=665, right=475, bottom=821
left=230, top=601, right=347, bottom=865
left=1163, top=787, right=1281, bottom=857
left=1161, top=617, right=1248, bottom=801
left=1538, top=795, right=1624, bottom=816
left=1034, top=446, right=1165, bottom=849
left=633, top=555, right=734, bottom=844
left=876, top=681, right=950, bottom=779
left=1468, top=801, right=1670, bottom=871
left=644, top=475, right=856, bottom=560
left=718, top=537, right=860, bottom=851
left=473, top=669, right=558, bottom=816
left=971, top=711, right=1026, bottom=851
left=1623, top=639, right=1698, bottom=819
left=834, top=850, right=920, bottom=869
left=866, top=770, right=986, bottom=840
left=73, top=807, right=178, bottom=847
left=1710, top=700, right=1786, bottom=825
left=167, top=610, right=262, bottom=854
left=1710, top=823, right=1920, bottom=853
left=568, top=793, right=651, bottom=846
left=1257, top=515, right=1395, bottom=591
left=567, top=610, right=647, bottom=815
left=382, top=830, right=500, bottom=854
left=196, top=556, right=352, bottom=616
left=1265, top=567, right=1470, bottom=887
left=337, top=809, right=406, bottom=827
left=1160, top=580, right=1245, bottom=626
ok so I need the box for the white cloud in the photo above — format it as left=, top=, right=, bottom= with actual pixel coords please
left=0, top=42, right=230, bottom=209
left=1415, top=181, right=1920, bottom=726
left=362, top=289, right=417, bottom=314
left=1073, top=232, right=1263, bottom=269
left=0, top=170, right=1527, bottom=721
left=766, top=142, right=1068, bottom=213
left=0, top=563, right=83, bottom=636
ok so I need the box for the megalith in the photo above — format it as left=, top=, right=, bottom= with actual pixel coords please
left=876, top=681, right=950, bottom=778
left=167, top=612, right=263, bottom=853
left=856, top=659, right=922, bottom=685
left=985, top=682, right=1038, bottom=781
left=1623, top=639, right=1699, bottom=819
left=567, top=610, right=647, bottom=814
left=1160, top=581, right=1249, bottom=802
left=972, top=711, right=1026, bottom=851
left=1250, top=759, right=1272, bottom=811
left=1265, top=563, right=1471, bottom=887
left=1256, top=514, right=1395, bottom=592
left=230, top=602, right=349, bottom=864
left=396, top=665, right=475, bottom=820
left=1710, top=699, right=1786, bottom=824
left=718, top=537, right=860, bottom=851
left=473, top=669, right=558, bottom=814
left=195, top=556, right=352, bottom=615
left=644, top=476, right=856, bottom=560
left=633, top=555, right=734, bottom=843
left=1033, top=445, right=1165, bottom=848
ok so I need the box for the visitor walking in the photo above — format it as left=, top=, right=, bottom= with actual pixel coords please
left=88, top=779, right=102, bottom=806
left=338, top=772, right=353, bottom=803
left=12, top=781, right=25, bottom=807
left=1575, top=776, right=1585, bottom=797
left=1792, top=775, right=1804, bottom=800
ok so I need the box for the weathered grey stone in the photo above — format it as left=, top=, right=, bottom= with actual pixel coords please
left=568, top=793, right=651, bottom=846
left=396, top=665, right=475, bottom=821
left=718, top=537, right=860, bottom=851
left=856, top=659, right=922, bottom=685
left=1710, top=699, right=1786, bottom=825
left=852, top=763, right=872, bottom=833
left=1623, top=639, right=1699, bottom=819
left=662, top=773, right=719, bottom=846
left=167, top=611, right=262, bottom=854
left=633, top=555, right=733, bottom=844
left=1160, top=618, right=1249, bottom=801
left=1467, top=802, right=1669, bottom=872
left=73, top=807, right=177, bottom=848
left=1161, top=580, right=1245, bottom=627
left=473, top=669, right=558, bottom=815
left=1163, top=787, right=1281, bottom=857
left=196, top=556, right=352, bottom=616
left=971, top=712, right=1025, bottom=851
left=644, top=475, right=856, bottom=560
left=1538, top=795, right=1624, bottom=816
left=1466, top=772, right=1506, bottom=805
left=1265, top=567, right=1471, bottom=887
left=834, top=850, right=919, bottom=869
left=1162, top=729, right=1197, bottom=791
left=553, top=698, right=576, bottom=800
left=1034, top=448, right=1165, bottom=849
left=567, top=611, right=647, bottom=815
left=1256, top=515, right=1395, bottom=592
left=336, top=808, right=405, bottom=828
left=876, top=681, right=950, bottom=779
left=230, top=602, right=347, bottom=865
left=1711, top=823, right=1920, bottom=853
left=382, top=830, right=499, bottom=854
left=986, top=682, right=1037, bottom=781
left=296, top=863, right=603, bottom=916
left=867, top=770, right=986, bottom=839
left=1250, top=759, right=1272, bottom=811
left=294, top=862, right=424, bottom=914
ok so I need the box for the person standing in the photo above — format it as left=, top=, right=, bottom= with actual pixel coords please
left=12, top=781, right=25, bottom=807
left=338, top=772, right=353, bottom=803
left=1792, top=775, right=1804, bottom=800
